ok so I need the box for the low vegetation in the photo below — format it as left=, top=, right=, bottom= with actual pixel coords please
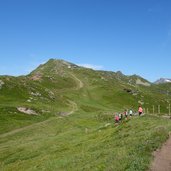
left=1, top=113, right=171, bottom=171
left=0, top=59, right=171, bottom=170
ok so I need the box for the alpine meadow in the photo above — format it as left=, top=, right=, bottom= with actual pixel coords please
left=0, top=59, right=171, bottom=171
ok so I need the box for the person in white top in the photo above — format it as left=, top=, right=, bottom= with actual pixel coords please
left=129, top=109, right=133, bottom=117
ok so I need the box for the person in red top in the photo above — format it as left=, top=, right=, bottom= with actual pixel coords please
left=115, top=115, right=119, bottom=123
left=138, top=106, right=143, bottom=116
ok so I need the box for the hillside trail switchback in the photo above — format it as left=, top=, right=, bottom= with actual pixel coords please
left=0, top=101, right=78, bottom=138
left=0, top=74, right=82, bottom=138
left=70, top=73, right=84, bottom=89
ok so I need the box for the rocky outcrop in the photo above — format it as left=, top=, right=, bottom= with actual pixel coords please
left=17, top=107, right=38, bottom=115
left=0, top=80, right=4, bottom=89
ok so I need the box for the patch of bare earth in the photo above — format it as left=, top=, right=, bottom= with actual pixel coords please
left=30, top=73, right=42, bottom=81
left=150, top=136, right=171, bottom=171
left=17, top=107, right=38, bottom=115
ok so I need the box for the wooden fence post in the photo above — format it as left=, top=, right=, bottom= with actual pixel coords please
left=158, top=105, right=160, bottom=114
left=153, top=105, right=155, bottom=114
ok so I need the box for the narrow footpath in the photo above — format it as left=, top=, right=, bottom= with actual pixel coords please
left=150, top=135, right=171, bottom=171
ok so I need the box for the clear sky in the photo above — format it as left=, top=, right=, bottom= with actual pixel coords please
left=0, top=0, right=171, bottom=82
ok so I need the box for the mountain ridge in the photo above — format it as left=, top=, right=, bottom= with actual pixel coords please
left=30, top=59, right=151, bottom=83
left=0, top=58, right=171, bottom=119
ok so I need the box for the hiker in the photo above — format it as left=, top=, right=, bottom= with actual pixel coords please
left=119, top=113, right=123, bottom=121
left=124, top=109, right=128, bottom=119
left=129, top=109, right=133, bottom=117
left=138, top=106, right=143, bottom=116
left=115, top=114, right=119, bottom=123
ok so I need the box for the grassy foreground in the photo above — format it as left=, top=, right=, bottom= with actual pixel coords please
left=0, top=112, right=171, bottom=171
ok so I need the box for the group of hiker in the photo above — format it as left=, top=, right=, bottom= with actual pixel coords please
left=115, top=106, right=143, bottom=123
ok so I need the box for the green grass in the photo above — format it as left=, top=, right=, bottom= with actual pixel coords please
left=0, top=106, right=53, bottom=134
left=0, top=113, right=171, bottom=171
left=1, top=59, right=171, bottom=170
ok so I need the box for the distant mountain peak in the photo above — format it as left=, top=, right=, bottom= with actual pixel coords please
left=154, top=78, right=171, bottom=84
left=29, top=58, right=80, bottom=77
left=116, top=71, right=123, bottom=75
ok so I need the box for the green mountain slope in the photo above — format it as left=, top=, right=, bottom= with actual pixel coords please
left=0, top=59, right=171, bottom=170
left=0, top=59, right=171, bottom=132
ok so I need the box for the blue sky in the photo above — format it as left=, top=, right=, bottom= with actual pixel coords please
left=0, top=0, right=171, bottom=82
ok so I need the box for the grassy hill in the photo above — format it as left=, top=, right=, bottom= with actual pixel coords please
left=0, top=59, right=171, bottom=170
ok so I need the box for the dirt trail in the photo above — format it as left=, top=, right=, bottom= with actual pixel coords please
left=146, top=113, right=171, bottom=171
left=60, top=73, right=82, bottom=116
left=148, top=113, right=170, bottom=119
left=0, top=100, right=78, bottom=138
left=60, top=100, right=78, bottom=116
left=0, top=74, right=82, bottom=138
left=70, top=73, right=84, bottom=89
left=0, top=101, right=77, bottom=138
left=0, top=117, right=56, bottom=138
left=150, top=135, right=171, bottom=171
